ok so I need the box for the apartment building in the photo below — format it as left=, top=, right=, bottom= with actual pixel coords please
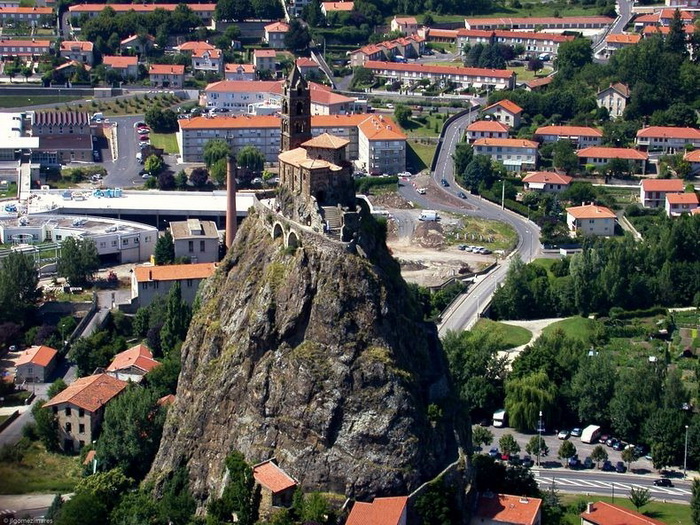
left=635, top=126, right=700, bottom=153
left=357, top=115, right=406, bottom=175
left=466, top=120, right=509, bottom=143
left=0, top=5, right=52, bottom=24
left=533, top=125, right=603, bottom=148
left=349, top=35, right=425, bottom=67
left=639, top=178, right=685, bottom=208
left=473, top=138, right=538, bottom=172
left=68, top=3, right=216, bottom=26
left=464, top=15, right=613, bottom=31
left=131, top=262, right=217, bottom=307
left=102, top=55, right=138, bottom=79
left=456, top=29, right=573, bottom=56
left=0, top=38, right=51, bottom=60
left=577, top=146, right=648, bottom=173
left=59, top=41, right=94, bottom=65
left=170, top=218, right=220, bottom=263
left=363, top=61, right=515, bottom=90
left=264, top=21, right=289, bottom=49
left=253, top=49, right=276, bottom=72
left=149, top=64, right=185, bottom=88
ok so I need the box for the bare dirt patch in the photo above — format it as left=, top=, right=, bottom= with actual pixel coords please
left=368, top=192, right=414, bottom=209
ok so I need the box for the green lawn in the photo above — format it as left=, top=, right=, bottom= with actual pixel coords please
left=0, top=442, right=82, bottom=494
left=395, top=4, right=604, bottom=24
left=444, top=216, right=518, bottom=252
left=0, top=182, right=18, bottom=199
left=0, top=415, right=8, bottom=426
left=149, top=133, right=180, bottom=154
left=508, top=66, right=553, bottom=82
left=407, top=140, right=436, bottom=173
left=542, top=316, right=598, bottom=341
left=0, top=95, right=84, bottom=108
left=400, top=113, right=448, bottom=138
left=560, top=495, right=693, bottom=525
left=473, top=319, right=532, bottom=349
left=530, top=258, right=558, bottom=277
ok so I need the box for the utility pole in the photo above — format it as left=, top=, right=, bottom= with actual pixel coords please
left=684, top=424, right=689, bottom=478
left=501, top=179, right=505, bottom=210
left=537, top=410, right=543, bottom=467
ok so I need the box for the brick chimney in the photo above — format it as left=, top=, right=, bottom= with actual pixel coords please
left=225, top=155, right=237, bottom=249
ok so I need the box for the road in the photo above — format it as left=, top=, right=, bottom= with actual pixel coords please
left=398, top=107, right=541, bottom=334
left=102, top=115, right=146, bottom=189
left=593, top=0, right=636, bottom=57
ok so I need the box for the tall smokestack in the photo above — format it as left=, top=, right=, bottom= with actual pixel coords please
left=225, top=155, right=237, bottom=249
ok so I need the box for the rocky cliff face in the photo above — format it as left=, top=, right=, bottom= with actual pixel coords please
left=149, top=207, right=466, bottom=509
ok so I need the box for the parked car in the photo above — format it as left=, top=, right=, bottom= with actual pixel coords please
left=613, top=441, right=625, bottom=451
left=457, top=191, right=467, bottom=199
left=488, top=448, right=499, bottom=458
left=458, top=245, right=467, bottom=251
left=134, top=121, right=147, bottom=128
left=634, top=445, right=647, bottom=456
left=571, top=428, right=583, bottom=438
left=568, top=455, right=580, bottom=469
left=615, top=461, right=626, bottom=473
left=508, top=454, right=521, bottom=466
left=501, top=453, right=510, bottom=461
left=417, top=188, right=427, bottom=195
left=605, top=437, right=617, bottom=447
left=583, top=457, right=594, bottom=469
left=139, top=134, right=150, bottom=141
left=653, top=478, right=673, bottom=487
left=600, top=434, right=610, bottom=444
left=558, top=430, right=570, bottom=440
left=602, top=460, right=614, bottom=472
left=522, top=456, right=534, bottom=468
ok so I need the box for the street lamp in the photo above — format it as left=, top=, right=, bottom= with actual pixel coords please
left=537, top=410, right=543, bottom=467
left=684, top=424, right=689, bottom=478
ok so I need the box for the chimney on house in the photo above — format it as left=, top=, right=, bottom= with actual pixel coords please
left=225, top=154, right=237, bottom=249
left=586, top=502, right=593, bottom=514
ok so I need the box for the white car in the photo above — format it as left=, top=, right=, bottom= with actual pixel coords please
left=386, top=103, right=394, bottom=109
left=417, top=188, right=427, bottom=195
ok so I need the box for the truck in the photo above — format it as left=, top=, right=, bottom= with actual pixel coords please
left=493, top=409, right=507, bottom=428
left=581, top=424, right=602, bottom=444
left=419, top=210, right=439, bottom=221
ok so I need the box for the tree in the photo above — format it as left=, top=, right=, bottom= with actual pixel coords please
left=499, top=433, right=521, bottom=456
left=57, top=237, right=99, bottom=287
left=453, top=142, right=474, bottom=179
left=472, top=426, right=494, bottom=448
left=215, top=0, right=252, bottom=21
left=525, top=436, right=549, bottom=460
left=413, top=477, right=460, bottom=525
left=74, top=467, right=134, bottom=505
left=144, top=107, right=178, bottom=133
left=208, top=451, right=257, bottom=525
left=571, top=353, right=616, bottom=426
left=157, top=171, right=175, bottom=191
left=47, top=378, right=67, bottom=399
left=154, top=231, right=175, bottom=265
left=556, top=38, right=592, bottom=78
left=203, top=139, right=232, bottom=168
left=691, top=478, right=700, bottom=525
left=590, top=445, right=608, bottom=468
left=527, top=57, right=543, bottom=72
left=55, top=492, right=109, bottom=525
left=505, top=371, right=557, bottom=432
left=69, top=329, right=125, bottom=377
left=159, top=282, right=192, bottom=356
left=462, top=155, right=495, bottom=191
left=144, top=155, right=164, bottom=176
left=284, top=19, right=311, bottom=52
left=175, top=170, right=188, bottom=190
left=252, top=0, right=283, bottom=18
left=394, top=104, right=412, bottom=127
left=604, top=157, right=632, bottom=178
left=302, top=0, right=324, bottom=27
left=46, top=494, right=64, bottom=521
left=32, top=400, right=59, bottom=451
left=21, top=66, right=33, bottom=82
left=237, top=145, right=265, bottom=173
left=189, top=167, right=209, bottom=188
left=558, top=440, right=577, bottom=464
left=553, top=140, right=579, bottom=174
left=629, top=487, right=652, bottom=511
left=96, top=388, right=165, bottom=480
left=666, top=8, right=687, bottom=56
left=0, top=251, right=40, bottom=324
left=621, top=447, right=639, bottom=471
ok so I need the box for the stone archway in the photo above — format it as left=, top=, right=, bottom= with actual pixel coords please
left=287, top=230, right=300, bottom=249
left=272, top=222, right=284, bottom=240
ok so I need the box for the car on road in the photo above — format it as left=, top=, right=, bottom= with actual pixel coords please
left=488, top=448, right=499, bottom=458
left=441, top=179, right=449, bottom=187
left=417, top=188, right=427, bottom=195
left=558, top=430, right=571, bottom=440
left=571, top=427, right=583, bottom=438
left=615, top=461, right=626, bottom=473
left=141, top=173, right=152, bottom=179
left=457, top=191, right=467, bottom=199
left=653, top=478, right=673, bottom=487
left=386, top=103, right=394, bottom=109
left=602, top=460, right=614, bottom=472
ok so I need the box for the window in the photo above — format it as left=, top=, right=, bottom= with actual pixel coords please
left=66, top=407, right=72, bottom=416
left=79, top=424, right=85, bottom=433
left=78, top=408, right=84, bottom=417
left=66, top=422, right=72, bottom=432
left=200, top=240, right=205, bottom=252
left=188, top=240, right=194, bottom=252
left=142, top=282, right=148, bottom=290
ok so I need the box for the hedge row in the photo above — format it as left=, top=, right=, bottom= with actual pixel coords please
left=355, top=176, right=399, bottom=194
left=608, top=306, right=668, bottom=320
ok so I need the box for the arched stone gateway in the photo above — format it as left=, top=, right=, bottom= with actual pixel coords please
left=272, top=222, right=284, bottom=240
left=287, top=230, right=300, bottom=249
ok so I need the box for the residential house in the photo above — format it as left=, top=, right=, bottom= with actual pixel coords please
left=175, top=41, right=215, bottom=54
left=307, top=82, right=356, bottom=115
left=131, top=262, right=218, bottom=307
left=635, top=126, right=700, bottom=153
left=55, top=60, right=92, bottom=79
left=170, top=218, right=220, bottom=263
left=191, top=48, right=223, bottom=74
left=576, top=146, right=648, bottom=174
left=59, top=41, right=94, bottom=66
left=596, top=82, right=630, bottom=119
left=120, top=34, right=155, bottom=55
left=466, top=120, right=510, bottom=143
left=105, top=343, right=160, bottom=383
left=320, top=1, right=353, bottom=15
left=533, top=125, right=603, bottom=148
left=264, top=21, right=289, bottom=49
left=295, top=57, right=321, bottom=79
left=471, top=493, right=542, bottom=525
left=253, top=460, right=298, bottom=516
left=149, top=64, right=185, bottom=88
left=68, top=3, right=216, bottom=27
left=474, top=138, right=537, bottom=172
left=482, top=100, right=523, bottom=128
left=634, top=8, right=695, bottom=29
left=0, top=38, right=51, bottom=61
left=580, top=501, right=665, bottom=525
left=566, top=204, right=616, bottom=236
left=391, top=16, right=418, bottom=35
left=348, top=35, right=425, bottom=67
left=523, top=76, right=553, bottom=92
left=102, top=55, right=138, bottom=79
left=357, top=114, right=406, bottom=175
left=604, top=33, right=640, bottom=55
left=43, top=373, right=128, bottom=452
left=641, top=24, right=695, bottom=39
left=224, top=63, right=255, bottom=81
left=464, top=15, right=613, bottom=31
left=421, top=28, right=458, bottom=43
left=455, top=29, right=573, bottom=56
left=522, top=171, right=572, bottom=193
left=639, top=178, right=685, bottom=208
left=253, top=49, right=276, bottom=73
left=14, top=345, right=58, bottom=383
left=346, top=496, right=408, bottom=525
left=684, top=149, right=700, bottom=174
left=666, top=192, right=699, bottom=216
left=363, top=61, right=515, bottom=90
left=0, top=6, right=52, bottom=25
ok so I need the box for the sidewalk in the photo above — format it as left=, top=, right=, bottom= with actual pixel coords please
left=0, top=493, right=73, bottom=513
left=0, top=404, right=30, bottom=416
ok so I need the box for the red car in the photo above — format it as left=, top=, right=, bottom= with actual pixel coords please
left=139, top=134, right=150, bottom=141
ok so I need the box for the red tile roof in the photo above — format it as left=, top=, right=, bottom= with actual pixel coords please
left=393, top=16, right=417, bottom=24
left=577, top=147, right=648, bottom=160
left=580, top=501, right=666, bottom=525
left=254, top=49, right=277, bottom=58
left=598, top=82, right=630, bottom=98
left=296, top=57, right=319, bottom=68
left=465, top=15, right=613, bottom=27
left=642, top=24, right=695, bottom=35
left=346, top=496, right=408, bottom=525
left=428, top=29, right=458, bottom=39
left=467, top=120, right=509, bottom=132
left=641, top=178, right=685, bottom=192
left=265, top=21, right=289, bottom=32
left=302, top=132, right=350, bottom=149
left=567, top=204, right=616, bottom=219
left=0, top=6, right=52, bottom=14
left=60, top=41, right=94, bottom=52
left=103, top=55, right=137, bottom=68
left=134, top=263, right=217, bottom=282
left=157, top=394, right=176, bottom=406
left=364, top=60, right=515, bottom=79
left=44, top=374, right=127, bottom=412
left=149, top=64, right=185, bottom=75
left=475, top=494, right=542, bottom=525
left=684, top=150, right=700, bottom=162
left=475, top=137, right=537, bottom=148
left=525, top=76, right=553, bottom=89
left=522, top=171, right=572, bottom=185
left=0, top=38, right=51, bottom=48
left=667, top=192, right=699, bottom=205
left=83, top=449, right=96, bottom=465
left=177, top=41, right=216, bottom=52
left=252, top=460, right=297, bottom=493
left=637, top=126, right=700, bottom=140
left=635, top=13, right=659, bottom=23
left=606, top=33, right=641, bottom=44
left=205, top=79, right=281, bottom=93
left=358, top=115, right=406, bottom=140
left=535, top=125, right=603, bottom=137
left=107, top=344, right=160, bottom=374
left=484, top=99, right=523, bottom=114
left=192, top=48, right=221, bottom=59
left=659, top=8, right=695, bottom=20
left=225, top=63, right=255, bottom=73
left=321, top=1, right=354, bottom=11
left=456, top=28, right=495, bottom=38
left=493, top=29, right=573, bottom=42
left=69, top=3, right=216, bottom=13
left=121, top=34, right=155, bottom=45
left=15, top=345, right=57, bottom=368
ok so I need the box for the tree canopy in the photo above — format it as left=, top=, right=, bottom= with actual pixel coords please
left=57, top=237, right=99, bottom=287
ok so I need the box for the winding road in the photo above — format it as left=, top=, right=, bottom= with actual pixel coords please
left=398, top=106, right=541, bottom=335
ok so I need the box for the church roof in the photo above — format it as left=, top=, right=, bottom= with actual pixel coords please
left=287, top=64, right=306, bottom=91
left=301, top=133, right=349, bottom=150
left=278, top=147, right=343, bottom=171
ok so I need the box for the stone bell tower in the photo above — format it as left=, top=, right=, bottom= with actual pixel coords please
left=280, top=65, right=312, bottom=152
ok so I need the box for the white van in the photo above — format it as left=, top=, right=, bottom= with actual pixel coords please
left=419, top=210, right=438, bottom=221
left=581, top=424, right=602, bottom=444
